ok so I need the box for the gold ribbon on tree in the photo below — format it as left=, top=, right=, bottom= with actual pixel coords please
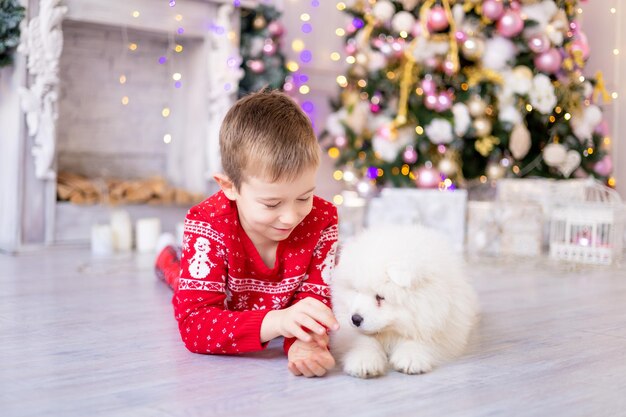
left=474, top=136, right=501, bottom=157
left=394, top=43, right=418, bottom=128
left=592, top=71, right=611, bottom=103
left=394, top=0, right=459, bottom=128
left=463, top=67, right=504, bottom=87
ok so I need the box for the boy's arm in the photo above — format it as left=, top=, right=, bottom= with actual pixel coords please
left=283, top=204, right=339, bottom=355
left=173, top=211, right=271, bottom=355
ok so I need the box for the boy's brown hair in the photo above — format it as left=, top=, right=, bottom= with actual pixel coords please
left=219, top=89, right=320, bottom=190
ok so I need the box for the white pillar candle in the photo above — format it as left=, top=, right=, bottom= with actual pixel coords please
left=91, top=224, right=114, bottom=256
left=176, top=222, right=185, bottom=245
left=110, top=209, right=132, bottom=252
left=135, top=217, right=162, bottom=253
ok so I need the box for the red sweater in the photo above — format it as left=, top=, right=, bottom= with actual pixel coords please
left=173, top=191, right=338, bottom=355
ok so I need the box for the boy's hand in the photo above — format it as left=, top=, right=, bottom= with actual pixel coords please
left=261, top=298, right=339, bottom=343
left=288, top=332, right=335, bottom=377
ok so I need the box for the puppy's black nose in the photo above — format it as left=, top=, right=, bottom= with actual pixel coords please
left=351, top=314, right=363, bottom=327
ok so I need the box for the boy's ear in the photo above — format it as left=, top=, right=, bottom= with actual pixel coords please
left=213, top=173, right=238, bottom=200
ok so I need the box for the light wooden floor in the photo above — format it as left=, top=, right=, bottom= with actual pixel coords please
left=1, top=247, right=625, bottom=417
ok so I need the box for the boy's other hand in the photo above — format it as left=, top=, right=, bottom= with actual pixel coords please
left=287, top=333, right=335, bottom=377
left=262, top=297, right=339, bottom=343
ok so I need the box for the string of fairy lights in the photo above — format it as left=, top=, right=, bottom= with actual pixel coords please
left=117, top=1, right=184, bottom=146
left=117, top=0, right=320, bottom=145
left=283, top=0, right=320, bottom=128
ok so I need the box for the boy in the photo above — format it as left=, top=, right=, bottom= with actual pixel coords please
left=156, top=90, right=339, bottom=377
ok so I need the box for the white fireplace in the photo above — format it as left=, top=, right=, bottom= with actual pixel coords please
left=0, top=0, right=257, bottom=252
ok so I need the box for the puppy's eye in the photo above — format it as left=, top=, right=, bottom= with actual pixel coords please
left=375, top=294, right=384, bottom=306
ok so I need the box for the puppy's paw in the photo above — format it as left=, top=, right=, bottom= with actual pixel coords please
left=389, top=345, right=434, bottom=375
left=342, top=349, right=387, bottom=379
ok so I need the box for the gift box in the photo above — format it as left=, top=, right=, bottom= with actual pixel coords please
left=366, top=188, right=467, bottom=252
left=467, top=201, right=543, bottom=257
left=549, top=182, right=625, bottom=265
left=497, top=178, right=589, bottom=246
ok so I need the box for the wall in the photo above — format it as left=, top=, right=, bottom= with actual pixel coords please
left=280, top=0, right=345, bottom=202
left=580, top=1, right=625, bottom=198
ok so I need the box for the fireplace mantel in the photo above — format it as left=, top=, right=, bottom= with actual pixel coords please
left=0, top=0, right=260, bottom=252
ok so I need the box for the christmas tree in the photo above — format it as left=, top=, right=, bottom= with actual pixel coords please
left=324, top=0, right=613, bottom=191
left=238, top=4, right=288, bottom=97
left=0, top=0, right=26, bottom=68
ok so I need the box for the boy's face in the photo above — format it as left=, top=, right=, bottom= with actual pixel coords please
left=231, top=166, right=318, bottom=249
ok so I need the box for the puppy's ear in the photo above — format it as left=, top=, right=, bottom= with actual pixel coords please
left=387, top=264, right=414, bottom=288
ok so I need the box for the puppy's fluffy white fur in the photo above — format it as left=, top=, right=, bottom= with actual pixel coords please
left=331, top=225, right=478, bottom=378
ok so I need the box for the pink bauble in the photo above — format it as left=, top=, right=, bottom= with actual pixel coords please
left=248, top=60, right=265, bottom=73
left=454, top=30, right=467, bottom=43
left=528, top=33, right=550, bottom=54
left=414, top=166, right=441, bottom=188
left=427, top=6, right=449, bottom=32
left=268, top=21, right=284, bottom=37
left=482, top=0, right=504, bottom=20
left=345, top=43, right=357, bottom=55
left=335, top=136, right=347, bottom=148
left=435, top=92, right=453, bottom=112
left=424, top=94, right=438, bottom=110
left=421, top=78, right=437, bottom=95
left=593, top=155, right=613, bottom=177
left=570, top=33, right=590, bottom=60
left=370, top=103, right=381, bottom=113
left=595, top=119, right=610, bottom=136
left=411, top=20, right=423, bottom=38
left=534, top=48, right=562, bottom=74
left=403, top=146, right=418, bottom=164
left=497, top=9, right=524, bottom=38
left=263, top=43, right=277, bottom=56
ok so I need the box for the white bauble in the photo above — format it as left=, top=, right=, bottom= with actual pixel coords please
left=425, top=118, right=454, bottom=144
left=345, top=102, right=370, bottom=133
left=326, top=109, right=348, bottom=137
left=467, top=95, right=487, bottom=117
left=452, top=103, right=471, bottom=136
left=392, top=11, right=416, bottom=34
left=509, top=123, right=531, bottom=160
left=498, top=105, right=523, bottom=125
left=367, top=51, right=387, bottom=72
left=542, top=143, right=567, bottom=167
left=372, top=126, right=414, bottom=162
left=482, top=36, right=516, bottom=71
left=558, top=150, right=581, bottom=178
left=571, top=105, right=602, bottom=142
left=529, top=74, right=557, bottom=115
left=437, top=157, right=458, bottom=176
left=372, top=0, right=396, bottom=22
left=510, top=65, right=533, bottom=95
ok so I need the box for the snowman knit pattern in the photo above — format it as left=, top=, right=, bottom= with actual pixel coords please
left=173, top=191, right=339, bottom=355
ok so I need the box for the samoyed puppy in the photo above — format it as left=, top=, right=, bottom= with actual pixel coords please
left=331, top=225, right=478, bottom=378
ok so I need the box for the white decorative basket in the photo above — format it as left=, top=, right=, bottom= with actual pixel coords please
left=549, top=181, right=625, bottom=265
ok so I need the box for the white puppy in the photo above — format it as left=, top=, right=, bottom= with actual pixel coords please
left=331, top=225, right=478, bottom=378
